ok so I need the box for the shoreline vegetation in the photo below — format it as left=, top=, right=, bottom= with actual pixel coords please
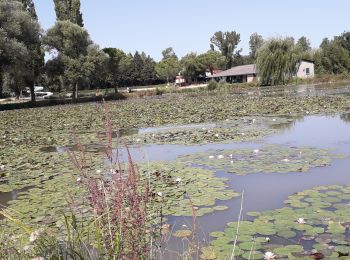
left=1, top=74, right=350, bottom=111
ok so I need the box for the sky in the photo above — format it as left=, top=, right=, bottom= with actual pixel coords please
left=34, top=0, right=350, bottom=61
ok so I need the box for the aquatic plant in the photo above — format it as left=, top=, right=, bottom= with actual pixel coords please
left=179, top=145, right=346, bottom=175
left=210, top=184, right=350, bottom=259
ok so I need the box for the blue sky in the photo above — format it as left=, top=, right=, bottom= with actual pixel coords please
left=34, top=0, right=349, bottom=61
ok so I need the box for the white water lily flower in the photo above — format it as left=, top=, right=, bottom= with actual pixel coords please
left=272, top=118, right=276, bottom=122
left=0, top=165, right=5, bottom=171
left=217, top=155, right=224, bottom=159
left=96, top=169, right=101, bottom=174
left=29, top=230, right=42, bottom=243
left=215, top=133, right=219, bottom=137
left=229, top=154, right=233, bottom=159
left=230, top=160, right=234, bottom=164
left=76, top=177, right=81, bottom=183
left=241, top=133, right=245, bottom=136
left=175, top=177, right=182, bottom=182
left=297, top=218, right=306, bottom=224
left=265, top=237, right=270, bottom=242
left=209, top=155, right=215, bottom=159
left=136, top=138, right=141, bottom=142
left=253, top=149, right=259, bottom=153
left=264, top=251, right=276, bottom=259
left=282, top=158, right=290, bottom=162
left=157, top=192, right=163, bottom=197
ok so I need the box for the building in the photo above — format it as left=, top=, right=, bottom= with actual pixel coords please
left=296, top=59, right=315, bottom=78
left=209, top=60, right=314, bottom=83
left=208, top=64, right=257, bottom=83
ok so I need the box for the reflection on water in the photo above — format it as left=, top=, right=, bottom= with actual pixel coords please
left=340, top=112, right=350, bottom=123
left=0, top=189, right=21, bottom=209
left=232, top=83, right=350, bottom=98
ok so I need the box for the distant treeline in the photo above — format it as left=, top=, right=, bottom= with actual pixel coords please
left=1, top=0, right=350, bottom=101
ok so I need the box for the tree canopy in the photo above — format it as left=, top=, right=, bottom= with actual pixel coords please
left=53, top=0, right=84, bottom=27
left=210, top=31, right=241, bottom=69
left=0, top=0, right=42, bottom=98
left=249, top=33, right=264, bottom=58
left=256, top=37, right=301, bottom=85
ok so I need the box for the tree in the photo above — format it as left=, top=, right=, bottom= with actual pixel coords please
left=43, top=20, right=91, bottom=99
left=314, top=40, right=350, bottom=74
left=196, top=50, right=225, bottom=75
left=0, top=0, right=41, bottom=98
left=335, top=31, right=350, bottom=53
left=181, top=52, right=201, bottom=84
left=161, top=47, right=177, bottom=60
left=249, top=33, right=264, bottom=58
left=103, top=48, right=126, bottom=92
left=155, top=57, right=180, bottom=84
left=210, top=31, right=241, bottom=69
left=53, top=0, right=84, bottom=27
left=139, top=52, right=157, bottom=86
left=256, top=37, right=301, bottom=85
left=20, top=0, right=44, bottom=102
left=83, top=44, right=109, bottom=89
left=297, top=36, right=311, bottom=52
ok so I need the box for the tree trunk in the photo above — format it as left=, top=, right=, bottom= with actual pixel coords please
left=29, top=80, right=36, bottom=102
left=0, top=69, right=3, bottom=98
left=74, top=83, right=78, bottom=100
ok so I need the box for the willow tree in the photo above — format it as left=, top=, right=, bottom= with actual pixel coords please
left=256, top=38, right=301, bottom=86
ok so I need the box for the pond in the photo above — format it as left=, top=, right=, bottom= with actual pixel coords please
left=1, top=84, right=350, bottom=259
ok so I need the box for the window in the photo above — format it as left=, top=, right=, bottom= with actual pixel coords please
left=305, top=68, right=310, bottom=75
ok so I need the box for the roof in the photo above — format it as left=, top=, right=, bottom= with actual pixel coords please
left=209, top=64, right=256, bottom=78
left=300, top=59, right=314, bottom=64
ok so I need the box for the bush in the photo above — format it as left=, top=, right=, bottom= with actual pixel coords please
left=207, top=80, right=219, bottom=91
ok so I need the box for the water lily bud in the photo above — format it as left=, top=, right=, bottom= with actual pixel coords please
left=297, top=218, right=306, bottom=224
left=264, top=251, right=276, bottom=259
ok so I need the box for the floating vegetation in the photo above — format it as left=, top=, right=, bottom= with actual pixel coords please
left=210, top=184, right=350, bottom=259
left=141, top=162, right=239, bottom=216
left=178, top=145, right=346, bottom=175
left=172, top=229, right=192, bottom=238
left=128, top=117, right=281, bottom=145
